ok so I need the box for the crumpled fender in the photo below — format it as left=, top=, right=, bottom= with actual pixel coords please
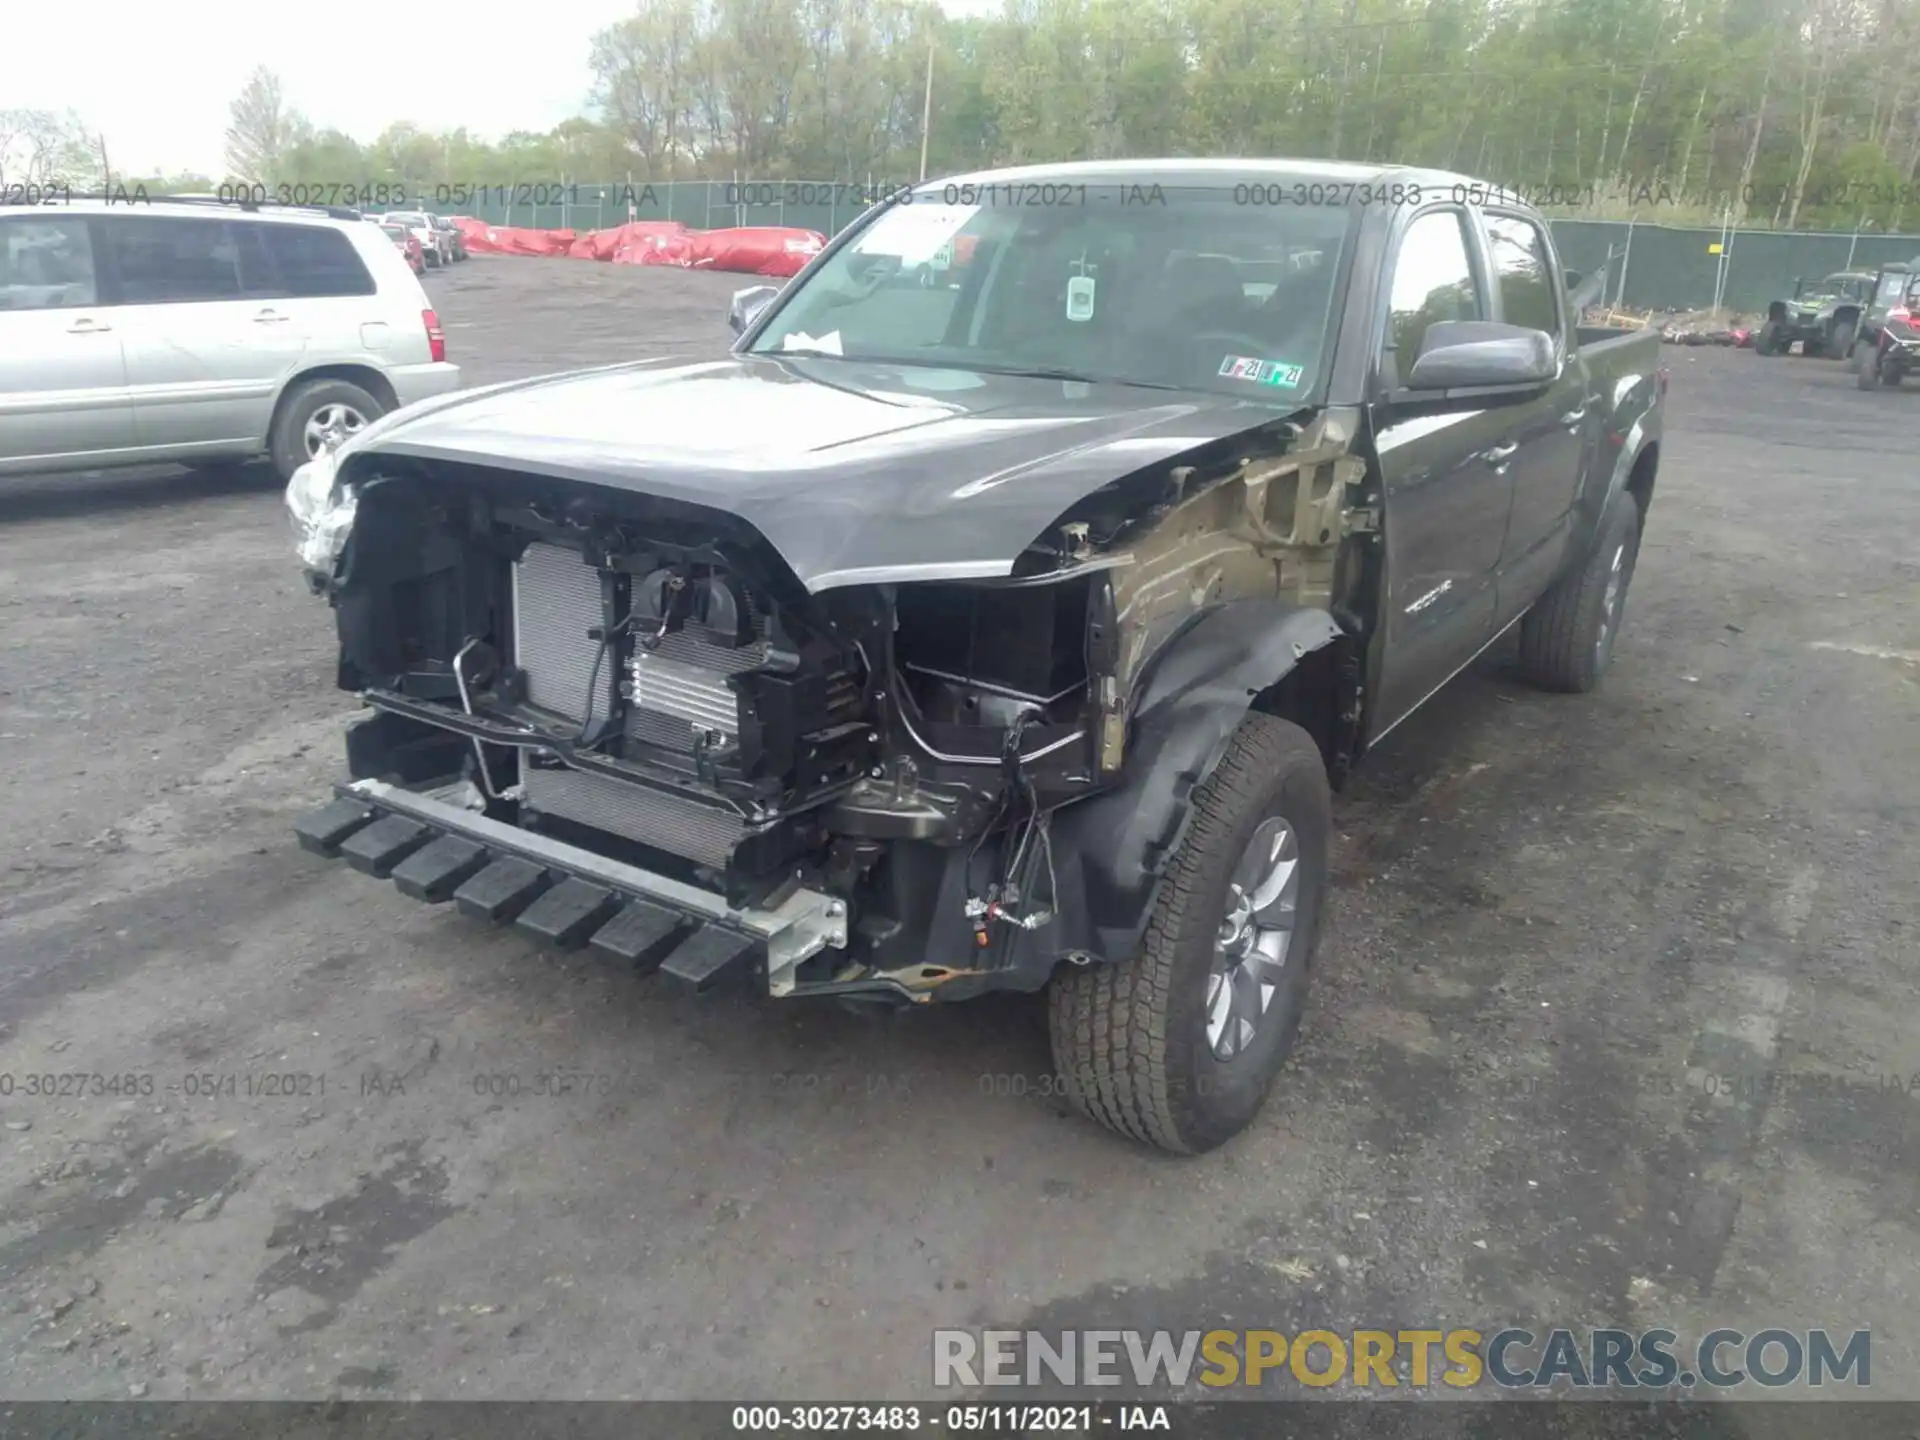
left=1045, top=599, right=1343, bottom=963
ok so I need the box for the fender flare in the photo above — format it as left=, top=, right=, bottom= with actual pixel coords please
left=1045, top=599, right=1344, bottom=963
left=1570, top=402, right=1660, bottom=563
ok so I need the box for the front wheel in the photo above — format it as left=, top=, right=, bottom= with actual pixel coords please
left=1831, top=319, right=1857, bottom=359
left=1049, top=713, right=1330, bottom=1154
left=1517, top=498, right=1642, bottom=694
left=1754, top=320, right=1782, bottom=356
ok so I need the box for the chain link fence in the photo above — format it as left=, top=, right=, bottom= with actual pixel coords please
left=1553, top=220, right=1920, bottom=315
left=443, top=179, right=893, bottom=240
left=432, top=180, right=1920, bottom=315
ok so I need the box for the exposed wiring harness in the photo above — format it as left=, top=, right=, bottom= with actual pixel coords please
left=575, top=612, right=639, bottom=750
left=963, top=708, right=1058, bottom=947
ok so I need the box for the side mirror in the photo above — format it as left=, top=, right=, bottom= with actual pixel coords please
left=728, top=284, right=780, bottom=336
left=1405, top=320, right=1558, bottom=391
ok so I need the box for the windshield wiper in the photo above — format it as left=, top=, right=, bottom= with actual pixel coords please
left=960, top=364, right=1189, bottom=393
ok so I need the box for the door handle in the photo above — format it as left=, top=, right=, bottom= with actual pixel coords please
left=1482, top=441, right=1520, bottom=466
left=67, top=318, right=111, bottom=334
left=1561, top=405, right=1589, bottom=429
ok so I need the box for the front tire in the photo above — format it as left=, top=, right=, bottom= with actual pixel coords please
left=1517, top=497, right=1642, bottom=693
left=1049, top=713, right=1331, bottom=1154
left=1755, top=320, right=1782, bottom=356
left=1831, top=319, right=1857, bottom=359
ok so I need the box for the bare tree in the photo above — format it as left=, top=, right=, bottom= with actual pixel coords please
left=0, top=108, right=94, bottom=188
left=224, top=67, right=306, bottom=184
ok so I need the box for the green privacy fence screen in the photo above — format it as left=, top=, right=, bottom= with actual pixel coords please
left=441, top=181, right=1920, bottom=316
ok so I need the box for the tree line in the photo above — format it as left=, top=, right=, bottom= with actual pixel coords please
left=7, top=0, right=1919, bottom=233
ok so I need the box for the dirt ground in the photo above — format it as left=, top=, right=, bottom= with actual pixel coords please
left=1, top=256, right=1916, bottom=1418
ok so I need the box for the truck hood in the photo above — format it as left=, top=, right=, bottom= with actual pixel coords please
left=341, top=354, right=1302, bottom=592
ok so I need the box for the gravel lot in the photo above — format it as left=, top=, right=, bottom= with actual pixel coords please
left=1, top=256, right=1917, bottom=1414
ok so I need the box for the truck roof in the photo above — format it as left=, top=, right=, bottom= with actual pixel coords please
left=931, top=156, right=1522, bottom=204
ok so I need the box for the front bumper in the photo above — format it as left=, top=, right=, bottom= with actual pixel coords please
left=294, top=778, right=848, bottom=994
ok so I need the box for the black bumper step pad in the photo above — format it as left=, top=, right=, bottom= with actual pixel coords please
left=516, top=878, right=620, bottom=950
left=659, top=925, right=758, bottom=992
left=294, top=798, right=378, bottom=857
left=297, top=791, right=775, bottom=992
left=339, top=816, right=432, bottom=878
left=453, top=856, right=553, bottom=923
left=391, top=834, right=490, bottom=903
left=588, top=899, right=691, bottom=973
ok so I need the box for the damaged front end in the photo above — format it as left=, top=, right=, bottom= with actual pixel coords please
left=288, top=410, right=1361, bottom=1004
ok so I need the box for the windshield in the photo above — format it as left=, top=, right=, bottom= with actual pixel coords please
left=747, top=183, right=1356, bottom=401
left=1878, top=271, right=1912, bottom=306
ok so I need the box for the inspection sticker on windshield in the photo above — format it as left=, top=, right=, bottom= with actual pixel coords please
left=783, top=330, right=843, bottom=356
left=1218, top=355, right=1303, bottom=388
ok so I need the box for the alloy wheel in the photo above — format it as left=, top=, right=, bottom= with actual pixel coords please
left=303, top=403, right=368, bottom=458
left=1206, top=817, right=1300, bottom=1060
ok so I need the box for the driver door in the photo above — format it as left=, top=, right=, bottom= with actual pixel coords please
left=1368, top=206, right=1514, bottom=738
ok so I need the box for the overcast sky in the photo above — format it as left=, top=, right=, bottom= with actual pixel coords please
left=14, top=0, right=1000, bottom=180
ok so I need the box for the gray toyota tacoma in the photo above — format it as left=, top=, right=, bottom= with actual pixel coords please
left=288, top=159, right=1666, bottom=1153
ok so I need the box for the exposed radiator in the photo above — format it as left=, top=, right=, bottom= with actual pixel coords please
left=512, top=542, right=605, bottom=721
left=523, top=766, right=746, bottom=870
left=511, top=540, right=765, bottom=867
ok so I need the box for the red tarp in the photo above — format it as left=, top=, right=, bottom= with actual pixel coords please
left=448, top=216, right=823, bottom=277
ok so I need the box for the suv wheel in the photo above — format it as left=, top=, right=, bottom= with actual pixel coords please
left=1831, top=319, right=1857, bottom=359
left=1755, top=320, right=1782, bottom=356
left=271, top=378, right=385, bottom=482
left=1049, top=713, right=1330, bottom=1154
left=1518, top=498, right=1642, bottom=693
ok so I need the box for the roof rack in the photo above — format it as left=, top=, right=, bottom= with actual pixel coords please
left=144, top=193, right=364, bottom=222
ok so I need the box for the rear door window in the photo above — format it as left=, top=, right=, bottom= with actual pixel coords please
left=101, top=217, right=244, bottom=305
left=257, top=224, right=377, bottom=298
left=0, top=216, right=99, bottom=310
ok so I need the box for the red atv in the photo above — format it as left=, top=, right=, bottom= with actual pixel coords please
left=1856, top=268, right=1920, bottom=391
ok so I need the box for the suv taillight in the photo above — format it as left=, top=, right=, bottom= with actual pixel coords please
left=423, top=309, right=446, bottom=363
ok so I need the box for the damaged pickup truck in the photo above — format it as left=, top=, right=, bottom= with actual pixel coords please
left=288, top=161, right=1666, bottom=1153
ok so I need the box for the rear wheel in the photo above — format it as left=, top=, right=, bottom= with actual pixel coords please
left=1858, top=349, right=1884, bottom=390
left=269, top=378, right=385, bottom=482
left=1755, top=320, right=1782, bottom=356
left=1517, top=498, right=1642, bottom=694
left=1049, top=713, right=1330, bottom=1154
left=1848, top=338, right=1872, bottom=374
left=1831, top=319, right=1857, bottom=359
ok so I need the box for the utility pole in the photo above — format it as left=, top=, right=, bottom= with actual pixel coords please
left=919, top=37, right=935, bottom=182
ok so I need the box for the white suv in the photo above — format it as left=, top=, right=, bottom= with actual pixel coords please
left=0, top=198, right=461, bottom=482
